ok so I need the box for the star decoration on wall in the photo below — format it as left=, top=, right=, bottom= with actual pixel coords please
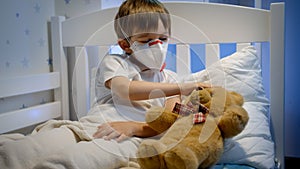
left=34, top=3, right=41, bottom=13
left=21, top=57, right=29, bottom=68
left=25, top=29, right=30, bottom=36
left=5, top=61, right=10, bottom=68
left=65, top=0, right=71, bottom=4
left=38, top=38, right=45, bottom=47
left=47, top=58, right=53, bottom=66
left=40, top=99, right=46, bottom=104
left=20, top=104, right=27, bottom=109
left=16, top=13, right=20, bottom=18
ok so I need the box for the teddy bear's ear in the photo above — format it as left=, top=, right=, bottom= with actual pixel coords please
left=199, top=89, right=211, bottom=106
left=218, top=105, right=249, bottom=138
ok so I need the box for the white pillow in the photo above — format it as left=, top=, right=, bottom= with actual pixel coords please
left=183, top=46, right=275, bottom=169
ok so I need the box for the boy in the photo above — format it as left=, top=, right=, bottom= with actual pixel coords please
left=92, top=0, right=210, bottom=142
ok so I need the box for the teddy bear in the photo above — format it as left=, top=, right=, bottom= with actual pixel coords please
left=136, top=87, right=249, bottom=169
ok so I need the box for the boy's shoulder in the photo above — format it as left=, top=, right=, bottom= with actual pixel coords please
left=163, top=69, right=177, bottom=75
left=103, top=53, right=128, bottom=62
left=162, top=69, right=179, bottom=82
left=109, top=53, right=127, bottom=58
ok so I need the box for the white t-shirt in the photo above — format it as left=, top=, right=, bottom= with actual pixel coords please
left=93, top=54, right=178, bottom=122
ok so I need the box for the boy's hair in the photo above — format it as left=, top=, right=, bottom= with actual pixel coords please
left=114, top=0, right=171, bottom=39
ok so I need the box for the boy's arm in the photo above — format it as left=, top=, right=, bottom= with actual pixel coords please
left=93, top=121, right=159, bottom=142
left=105, top=76, right=210, bottom=101
left=93, top=97, right=180, bottom=142
left=93, top=96, right=180, bottom=142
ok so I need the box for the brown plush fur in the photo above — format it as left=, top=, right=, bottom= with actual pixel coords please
left=137, top=87, right=249, bottom=169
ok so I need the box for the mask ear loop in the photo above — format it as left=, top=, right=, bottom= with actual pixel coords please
left=117, top=18, right=137, bottom=56
left=117, top=17, right=131, bottom=45
left=115, top=17, right=134, bottom=56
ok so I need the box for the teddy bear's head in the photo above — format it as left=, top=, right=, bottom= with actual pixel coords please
left=145, top=87, right=248, bottom=138
left=198, top=88, right=249, bottom=138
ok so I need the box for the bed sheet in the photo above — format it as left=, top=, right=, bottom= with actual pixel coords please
left=212, top=164, right=255, bottom=169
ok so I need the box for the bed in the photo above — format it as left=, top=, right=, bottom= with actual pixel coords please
left=0, top=2, right=285, bottom=169
left=0, top=48, right=69, bottom=132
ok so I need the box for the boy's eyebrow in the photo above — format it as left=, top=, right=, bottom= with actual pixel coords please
left=159, top=32, right=169, bottom=36
left=135, top=32, right=169, bottom=38
left=135, top=33, right=150, bottom=38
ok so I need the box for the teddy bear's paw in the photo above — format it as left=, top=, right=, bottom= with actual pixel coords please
left=137, top=140, right=167, bottom=157
left=164, top=151, right=187, bottom=169
left=164, top=147, right=200, bottom=169
left=137, top=140, right=166, bottom=169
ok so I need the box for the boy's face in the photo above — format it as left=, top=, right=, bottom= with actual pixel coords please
left=118, top=19, right=170, bottom=55
left=129, top=19, right=169, bottom=46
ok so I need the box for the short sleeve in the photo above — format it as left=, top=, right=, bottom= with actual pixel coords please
left=98, top=54, right=130, bottom=84
left=94, top=55, right=130, bottom=103
left=163, top=69, right=179, bottom=84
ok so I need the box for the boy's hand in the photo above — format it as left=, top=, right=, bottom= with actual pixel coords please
left=180, top=82, right=212, bottom=96
left=93, top=121, right=159, bottom=142
left=93, top=122, right=133, bottom=142
left=196, top=82, right=212, bottom=89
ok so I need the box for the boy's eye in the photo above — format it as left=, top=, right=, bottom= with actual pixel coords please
left=159, top=37, right=168, bottom=41
left=139, top=37, right=168, bottom=44
left=140, top=40, right=151, bottom=43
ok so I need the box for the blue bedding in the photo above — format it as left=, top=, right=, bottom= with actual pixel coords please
left=212, top=164, right=255, bottom=169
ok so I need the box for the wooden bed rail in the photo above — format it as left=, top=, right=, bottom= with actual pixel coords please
left=0, top=72, right=62, bottom=134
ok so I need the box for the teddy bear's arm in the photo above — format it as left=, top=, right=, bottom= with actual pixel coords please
left=145, top=106, right=179, bottom=134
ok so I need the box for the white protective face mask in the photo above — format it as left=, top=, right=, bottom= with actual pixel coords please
left=130, top=39, right=168, bottom=71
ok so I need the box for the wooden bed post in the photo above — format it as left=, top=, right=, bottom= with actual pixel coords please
left=72, top=47, right=90, bottom=119
left=270, top=2, right=285, bottom=168
left=51, top=16, right=70, bottom=120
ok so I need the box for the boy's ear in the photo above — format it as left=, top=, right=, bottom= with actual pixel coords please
left=118, top=39, right=132, bottom=54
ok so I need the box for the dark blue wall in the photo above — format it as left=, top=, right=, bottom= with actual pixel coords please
left=283, top=0, right=300, bottom=158
left=264, top=0, right=300, bottom=158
